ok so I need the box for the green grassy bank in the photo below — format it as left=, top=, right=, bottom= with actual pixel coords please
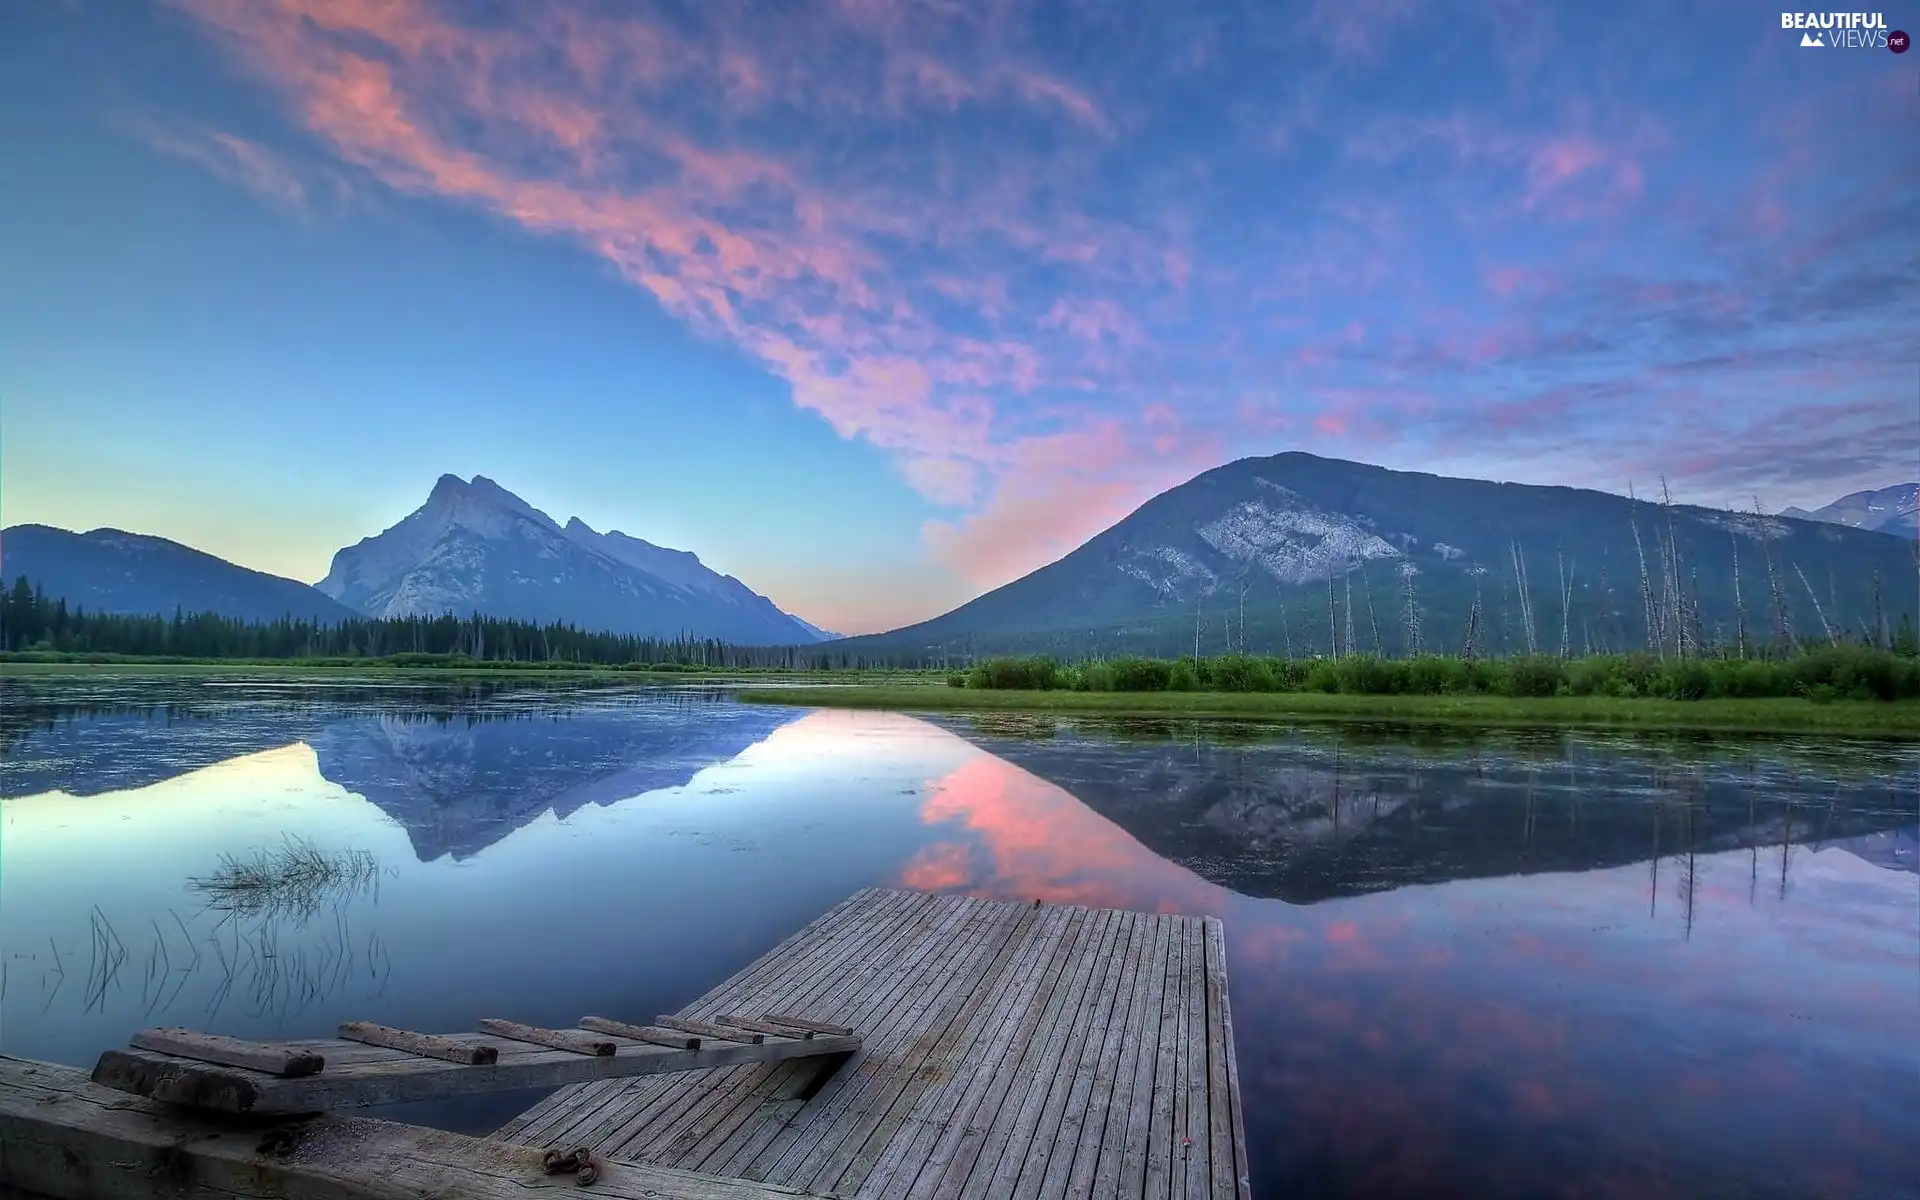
left=737, top=684, right=1920, bottom=738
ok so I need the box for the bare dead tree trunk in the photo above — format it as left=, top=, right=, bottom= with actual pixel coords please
left=1194, top=589, right=1204, bottom=660
left=1400, top=563, right=1421, bottom=657
left=1343, top=569, right=1356, bottom=660
left=1363, top=570, right=1382, bottom=655
left=1731, top=534, right=1748, bottom=659
left=1688, top=567, right=1706, bottom=657
left=1461, top=570, right=1485, bottom=660
left=1511, top=541, right=1539, bottom=655
left=1756, top=498, right=1795, bottom=654
left=1281, top=597, right=1294, bottom=659
left=1629, top=486, right=1661, bottom=659
left=1557, top=548, right=1572, bottom=659
left=1327, top=575, right=1339, bottom=660
left=1660, top=476, right=1684, bottom=661
left=1498, top=569, right=1514, bottom=657
left=1793, top=561, right=1837, bottom=647
left=1237, top=571, right=1249, bottom=655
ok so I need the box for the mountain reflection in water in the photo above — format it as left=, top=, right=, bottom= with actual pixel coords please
left=1, top=679, right=1914, bottom=1199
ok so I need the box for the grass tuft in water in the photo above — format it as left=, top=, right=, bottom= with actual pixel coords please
left=188, top=836, right=380, bottom=924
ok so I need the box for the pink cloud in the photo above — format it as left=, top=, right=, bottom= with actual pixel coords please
left=1347, top=114, right=1655, bottom=223
left=170, top=0, right=1175, bottom=601
left=156, top=0, right=1911, bottom=623
left=1040, top=297, right=1144, bottom=347
left=1522, top=136, right=1645, bottom=219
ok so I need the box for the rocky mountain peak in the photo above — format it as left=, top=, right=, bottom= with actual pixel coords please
left=317, top=475, right=829, bottom=643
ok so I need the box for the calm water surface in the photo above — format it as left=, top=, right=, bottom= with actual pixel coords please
left=2, top=677, right=1916, bottom=1199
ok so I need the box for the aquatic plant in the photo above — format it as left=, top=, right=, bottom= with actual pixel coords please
left=188, top=836, right=380, bottom=924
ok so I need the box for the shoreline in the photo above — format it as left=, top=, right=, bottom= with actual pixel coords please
left=734, top=685, right=1920, bottom=739
left=7, top=661, right=1915, bottom=738
left=0, top=659, right=918, bottom=683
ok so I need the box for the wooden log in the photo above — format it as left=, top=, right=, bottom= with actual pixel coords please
left=579, top=1016, right=701, bottom=1050
left=477, top=1018, right=616, bottom=1057
left=655, top=1016, right=764, bottom=1044
left=91, top=1049, right=264, bottom=1113
left=338, top=1022, right=498, bottom=1065
left=126, top=1028, right=323, bottom=1077
left=714, top=1015, right=814, bottom=1040
left=757, top=1014, right=855, bottom=1037
left=2, top=1055, right=823, bottom=1199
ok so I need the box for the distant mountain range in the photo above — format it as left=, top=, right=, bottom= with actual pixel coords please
left=843, top=452, right=1919, bottom=659
left=0, top=525, right=358, bottom=624
left=316, top=474, right=829, bottom=644
left=1782, top=483, right=1919, bottom=539
left=7, top=458, right=1914, bottom=655
left=2, top=475, right=833, bottom=645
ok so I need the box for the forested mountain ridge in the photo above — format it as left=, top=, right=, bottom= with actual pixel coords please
left=0, top=524, right=356, bottom=625
left=842, top=453, right=1920, bottom=660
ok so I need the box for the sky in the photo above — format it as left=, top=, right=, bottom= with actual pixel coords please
left=1, top=0, right=1916, bottom=635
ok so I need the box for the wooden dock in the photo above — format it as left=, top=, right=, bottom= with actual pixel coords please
left=505, top=887, right=1251, bottom=1199
left=0, top=887, right=1250, bottom=1199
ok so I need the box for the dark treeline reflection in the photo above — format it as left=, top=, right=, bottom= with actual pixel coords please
left=940, top=714, right=1919, bottom=903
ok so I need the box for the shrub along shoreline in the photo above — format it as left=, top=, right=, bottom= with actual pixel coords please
left=951, top=646, right=1919, bottom=702
left=735, top=685, right=1920, bottom=737
left=736, top=647, right=1920, bottom=737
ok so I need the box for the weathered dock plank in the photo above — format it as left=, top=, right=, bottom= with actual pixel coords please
left=338, top=1021, right=500, bottom=1064
left=907, top=905, right=1093, bottom=1200
left=127, top=1028, right=323, bottom=1077
left=846, top=901, right=1071, bottom=1198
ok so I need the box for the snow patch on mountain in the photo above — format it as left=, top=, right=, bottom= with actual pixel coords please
left=1117, top=546, right=1219, bottom=599
left=1194, top=495, right=1402, bottom=585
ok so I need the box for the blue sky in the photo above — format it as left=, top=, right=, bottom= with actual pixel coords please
left=2, top=1, right=1915, bottom=633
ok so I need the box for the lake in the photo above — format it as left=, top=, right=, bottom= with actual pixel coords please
left=2, top=676, right=1916, bottom=1199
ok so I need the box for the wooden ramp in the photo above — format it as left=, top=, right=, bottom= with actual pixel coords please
left=503, top=887, right=1253, bottom=1199
left=87, top=1014, right=861, bottom=1115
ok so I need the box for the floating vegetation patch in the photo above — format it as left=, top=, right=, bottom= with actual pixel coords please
left=188, top=836, right=381, bottom=925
